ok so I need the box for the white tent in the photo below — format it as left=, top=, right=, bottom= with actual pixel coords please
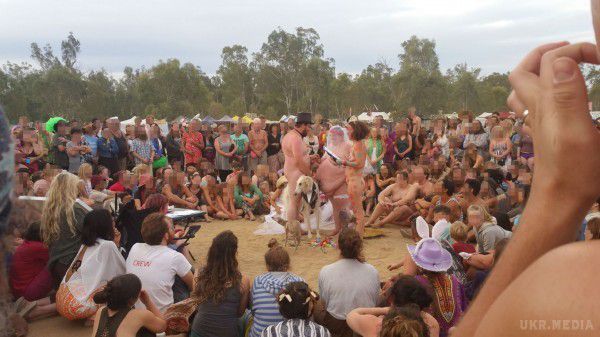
left=357, top=111, right=390, bottom=122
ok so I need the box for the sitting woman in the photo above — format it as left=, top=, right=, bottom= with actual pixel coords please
left=317, top=229, right=380, bottom=337
left=56, top=209, right=126, bottom=321
left=375, top=164, right=395, bottom=198
left=10, top=221, right=57, bottom=321
left=234, top=172, right=263, bottom=221
left=162, top=171, right=201, bottom=209
left=133, top=174, right=157, bottom=210
left=347, top=275, right=439, bottom=337
left=199, top=175, right=238, bottom=220
left=186, top=172, right=213, bottom=222
left=91, top=274, right=166, bottom=337
left=260, top=281, right=330, bottom=337
left=191, top=230, right=251, bottom=337
left=117, top=193, right=169, bottom=254
left=249, top=239, right=304, bottom=337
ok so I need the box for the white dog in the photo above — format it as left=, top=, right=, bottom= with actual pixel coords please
left=295, top=175, right=321, bottom=239
left=285, top=175, right=321, bottom=247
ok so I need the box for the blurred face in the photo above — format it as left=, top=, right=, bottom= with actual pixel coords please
left=71, top=132, right=82, bottom=143
left=370, top=127, right=379, bottom=138
left=234, top=124, right=242, bottom=134
left=252, top=119, right=261, bottom=131
left=296, top=123, right=309, bottom=137
left=191, top=174, right=202, bottom=185
left=468, top=211, right=484, bottom=228
left=146, top=116, right=154, bottom=125
left=22, top=130, right=36, bottom=143
left=380, top=165, right=389, bottom=177
left=241, top=175, right=251, bottom=186
left=163, top=168, right=173, bottom=181
left=219, top=125, right=228, bottom=135
left=471, top=121, right=482, bottom=133
left=452, top=169, right=463, bottom=183
left=413, top=167, right=425, bottom=182
left=480, top=181, right=490, bottom=198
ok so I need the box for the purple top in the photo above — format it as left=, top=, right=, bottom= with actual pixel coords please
left=415, top=273, right=467, bottom=337
left=384, top=137, right=396, bottom=164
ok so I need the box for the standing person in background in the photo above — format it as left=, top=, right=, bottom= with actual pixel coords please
left=266, top=123, right=282, bottom=173
left=131, top=127, right=155, bottom=167
left=97, top=127, right=120, bottom=176
left=408, top=107, right=422, bottom=138
left=144, top=115, right=155, bottom=138
left=66, top=128, right=91, bottom=174
left=51, top=120, right=70, bottom=170
left=165, top=122, right=183, bottom=170
left=36, top=121, right=52, bottom=166
left=16, top=127, right=44, bottom=174
left=303, top=127, right=320, bottom=156
left=183, top=119, right=204, bottom=170
left=215, top=125, right=237, bottom=183
left=463, top=120, right=488, bottom=155
left=82, top=123, right=98, bottom=163
left=149, top=124, right=166, bottom=169
left=317, top=229, right=380, bottom=337
left=108, top=118, right=129, bottom=172
left=231, top=123, right=250, bottom=171
left=249, top=118, right=268, bottom=173
left=365, top=127, right=384, bottom=175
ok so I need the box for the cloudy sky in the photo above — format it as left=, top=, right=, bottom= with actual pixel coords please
left=0, top=0, right=594, bottom=76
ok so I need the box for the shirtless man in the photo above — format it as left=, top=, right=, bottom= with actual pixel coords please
left=458, top=178, right=487, bottom=213
left=281, top=112, right=313, bottom=242
left=408, top=107, right=422, bottom=137
left=365, top=171, right=419, bottom=228
left=412, top=165, right=435, bottom=198
left=248, top=118, right=268, bottom=173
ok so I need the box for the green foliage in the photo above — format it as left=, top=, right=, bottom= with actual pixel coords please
left=1, top=31, right=515, bottom=123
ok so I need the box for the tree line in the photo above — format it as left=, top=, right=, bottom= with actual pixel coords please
left=1, top=29, right=534, bottom=123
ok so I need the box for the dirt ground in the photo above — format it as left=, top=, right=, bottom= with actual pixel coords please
left=27, top=219, right=411, bottom=337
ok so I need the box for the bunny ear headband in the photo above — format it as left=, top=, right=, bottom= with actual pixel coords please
left=415, top=216, right=451, bottom=242
left=278, top=291, right=319, bottom=304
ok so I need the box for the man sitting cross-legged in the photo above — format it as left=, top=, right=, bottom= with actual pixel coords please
left=365, top=171, right=419, bottom=228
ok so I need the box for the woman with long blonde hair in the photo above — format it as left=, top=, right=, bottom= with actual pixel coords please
left=41, top=171, right=89, bottom=289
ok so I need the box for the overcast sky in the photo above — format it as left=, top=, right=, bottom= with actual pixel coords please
left=0, top=0, right=594, bottom=77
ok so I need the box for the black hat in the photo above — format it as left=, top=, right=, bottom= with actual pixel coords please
left=296, top=112, right=313, bottom=125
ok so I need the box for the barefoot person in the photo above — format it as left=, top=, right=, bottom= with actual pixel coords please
left=365, top=171, right=419, bottom=228
left=338, top=121, right=369, bottom=236
left=248, top=118, right=268, bottom=173
left=281, top=112, right=313, bottom=242
left=316, top=125, right=352, bottom=235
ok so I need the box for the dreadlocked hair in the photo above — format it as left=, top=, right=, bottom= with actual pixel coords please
left=380, top=304, right=429, bottom=337
left=193, top=230, right=241, bottom=304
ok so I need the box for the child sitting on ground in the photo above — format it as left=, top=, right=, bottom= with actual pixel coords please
left=450, top=221, right=476, bottom=256
left=364, top=175, right=376, bottom=216
left=252, top=164, right=269, bottom=187
left=259, top=180, right=271, bottom=214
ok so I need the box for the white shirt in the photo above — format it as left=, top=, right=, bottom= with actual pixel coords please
left=318, top=259, right=380, bottom=320
left=126, top=243, right=192, bottom=312
left=69, top=239, right=125, bottom=305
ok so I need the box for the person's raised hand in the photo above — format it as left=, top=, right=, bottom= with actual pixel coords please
left=508, top=42, right=600, bottom=204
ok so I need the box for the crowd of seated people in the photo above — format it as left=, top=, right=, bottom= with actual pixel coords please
left=3, top=102, right=600, bottom=337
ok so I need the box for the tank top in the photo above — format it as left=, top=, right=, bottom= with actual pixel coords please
left=396, top=136, right=410, bottom=155
left=191, top=286, right=242, bottom=337
left=94, top=307, right=154, bottom=337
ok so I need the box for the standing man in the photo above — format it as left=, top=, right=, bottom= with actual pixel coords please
left=248, top=118, right=268, bottom=173
left=51, top=120, right=70, bottom=170
left=107, top=117, right=129, bottom=171
left=408, top=107, right=422, bottom=137
left=281, top=112, right=313, bottom=243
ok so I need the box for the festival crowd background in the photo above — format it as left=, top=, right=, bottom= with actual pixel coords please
left=2, top=105, right=600, bottom=337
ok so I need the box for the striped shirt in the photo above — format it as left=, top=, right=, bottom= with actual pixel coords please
left=250, top=272, right=304, bottom=337
left=260, top=319, right=330, bottom=337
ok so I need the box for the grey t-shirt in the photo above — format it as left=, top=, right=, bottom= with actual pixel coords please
left=475, top=222, right=513, bottom=253
left=67, top=141, right=83, bottom=173
left=318, top=259, right=380, bottom=320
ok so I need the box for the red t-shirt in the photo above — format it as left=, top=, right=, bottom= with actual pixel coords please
left=10, top=241, right=49, bottom=298
left=109, top=181, right=126, bottom=192
left=452, top=241, right=476, bottom=255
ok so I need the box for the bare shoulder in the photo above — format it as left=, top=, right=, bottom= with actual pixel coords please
left=476, top=241, right=600, bottom=337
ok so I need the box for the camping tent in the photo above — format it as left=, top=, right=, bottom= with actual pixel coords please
left=357, top=111, right=390, bottom=122
left=218, top=115, right=235, bottom=123
left=280, top=115, right=296, bottom=122
left=202, top=116, right=216, bottom=125
left=233, top=115, right=253, bottom=124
